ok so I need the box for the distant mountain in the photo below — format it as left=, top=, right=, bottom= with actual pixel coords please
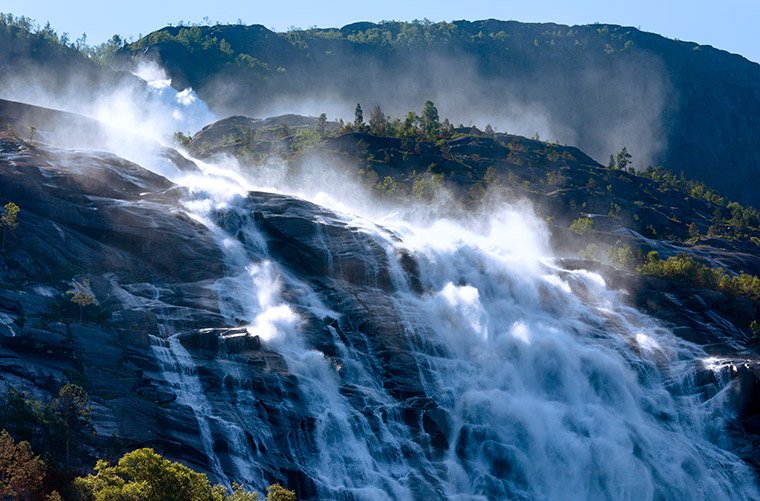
left=121, top=20, right=760, bottom=207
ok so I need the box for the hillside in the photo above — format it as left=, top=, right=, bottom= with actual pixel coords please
left=120, top=20, right=760, bottom=208
left=2, top=13, right=760, bottom=499
left=188, top=111, right=760, bottom=276
left=3, top=100, right=760, bottom=498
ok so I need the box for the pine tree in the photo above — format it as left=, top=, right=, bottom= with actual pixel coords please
left=607, top=154, right=616, bottom=170
left=402, top=111, right=419, bottom=137
left=53, top=384, right=92, bottom=472
left=354, top=103, right=364, bottom=129
left=316, top=113, right=327, bottom=137
left=421, top=99, right=440, bottom=138
left=369, top=105, right=388, bottom=136
left=616, top=147, right=632, bottom=170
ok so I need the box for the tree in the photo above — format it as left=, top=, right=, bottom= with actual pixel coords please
left=484, top=124, right=495, bottom=136
left=0, top=390, right=39, bottom=446
left=53, top=384, right=93, bottom=472
left=74, top=33, right=89, bottom=52
left=1, top=202, right=19, bottom=252
left=74, top=449, right=210, bottom=501
left=421, top=99, right=440, bottom=138
left=290, top=129, right=320, bottom=154
left=316, top=113, right=327, bottom=137
left=265, top=484, right=296, bottom=501
left=569, top=217, right=594, bottom=235
left=607, top=154, right=616, bottom=170
left=354, top=103, right=364, bottom=129
left=607, top=242, right=635, bottom=270
left=226, top=483, right=260, bottom=501
left=441, top=118, right=454, bottom=137
left=369, top=105, right=388, bottom=136
left=0, top=430, right=47, bottom=501
left=173, top=131, right=192, bottom=147
left=402, top=111, right=419, bottom=137
left=67, top=279, right=96, bottom=322
left=74, top=448, right=270, bottom=501
left=615, top=147, right=631, bottom=170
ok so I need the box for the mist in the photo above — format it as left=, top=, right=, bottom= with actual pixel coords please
left=0, top=54, right=216, bottom=177
left=196, top=35, right=672, bottom=169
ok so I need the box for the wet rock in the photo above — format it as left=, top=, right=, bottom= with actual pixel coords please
left=178, top=328, right=222, bottom=352
left=0, top=146, right=225, bottom=284
left=117, top=328, right=152, bottom=348
left=20, top=325, right=68, bottom=347
left=240, top=192, right=395, bottom=291
left=222, top=330, right=261, bottom=356
left=70, top=323, right=122, bottom=365
left=423, top=407, right=452, bottom=451
left=111, top=309, right=159, bottom=337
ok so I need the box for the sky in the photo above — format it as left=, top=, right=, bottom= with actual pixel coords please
left=1, top=0, right=758, bottom=63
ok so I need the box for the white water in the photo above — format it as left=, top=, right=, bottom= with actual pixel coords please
left=151, top=334, right=226, bottom=480
left=59, top=71, right=757, bottom=498
left=388, top=218, right=753, bottom=500
left=136, top=146, right=759, bottom=500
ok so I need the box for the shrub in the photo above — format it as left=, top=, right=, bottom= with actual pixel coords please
left=607, top=243, right=635, bottom=270
left=74, top=448, right=293, bottom=501
left=1, top=202, right=19, bottom=252
left=569, top=217, right=593, bottom=235
left=640, top=252, right=760, bottom=301
left=579, top=243, right=599, bottom=261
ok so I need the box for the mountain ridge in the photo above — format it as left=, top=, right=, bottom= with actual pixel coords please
left=120, top=19, right=760, bottom=207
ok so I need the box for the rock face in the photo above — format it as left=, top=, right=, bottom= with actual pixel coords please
left=3, top=104, right=760, bottom=499
left=0, top=132, right=236, bottom=474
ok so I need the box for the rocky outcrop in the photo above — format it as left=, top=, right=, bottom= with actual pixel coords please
left=0, top=125, right=448, bottom=497
left=3, top=99, right=760, bottom=498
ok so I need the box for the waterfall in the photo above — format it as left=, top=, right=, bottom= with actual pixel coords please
left=150, top=334, right=227, bottom=480
left=141, top=151, right=759, bottom=500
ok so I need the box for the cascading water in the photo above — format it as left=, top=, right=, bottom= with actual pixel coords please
left=91, top=99, right=757, bottom=499
left=383, top=216, right=755, bottom=500
left=150, top=334, right=227, bottom=480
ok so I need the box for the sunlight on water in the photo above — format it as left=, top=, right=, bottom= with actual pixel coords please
left=100, top=101, right=759, bottom=499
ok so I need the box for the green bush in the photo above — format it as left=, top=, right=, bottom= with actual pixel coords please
left=579, top=243, right=599, bottom=261
left=569, top=217, right=593, bottom=235
left=640, top=252, right=760, bottom=301
left=74, top=448, right=287, bottom=501
left=607, top=243, right=635, bottom=270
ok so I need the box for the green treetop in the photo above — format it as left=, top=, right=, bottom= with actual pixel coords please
left=421, top=99, right=440, bottom=138
left=1, top=202, right=19, bottom=252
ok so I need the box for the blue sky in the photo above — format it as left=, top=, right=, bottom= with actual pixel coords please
left=2, top=0, right=758, bottom=63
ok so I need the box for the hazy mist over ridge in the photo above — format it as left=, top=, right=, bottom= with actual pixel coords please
left=116, top=19, right=760, bottom=206
left=2, top=16, right=760, bottom=205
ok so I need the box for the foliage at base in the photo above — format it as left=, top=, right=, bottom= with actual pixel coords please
left=74, top=448, right=293, bottom=501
